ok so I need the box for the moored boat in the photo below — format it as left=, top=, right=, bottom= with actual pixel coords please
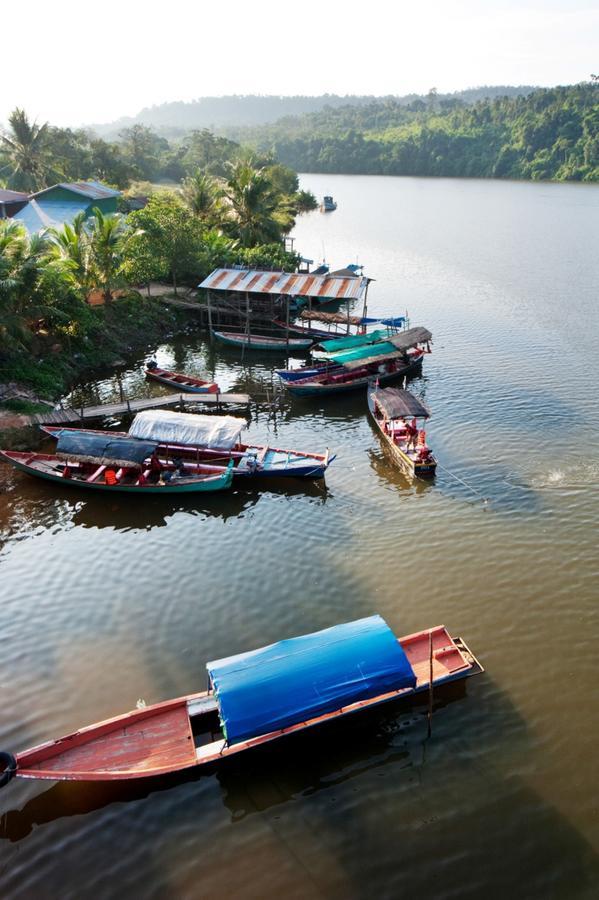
left=213, top=331, right=314, bottom=352
left=368, top=386, right=437, bottom=479
left=145, top=362, right=219, bottom=393
left=0, top=615, right=482, bottom=786
left=320, top=195, right=337, bottom=212
left=42, top=410, right=334, bottom=479
left=0, top=435, right=234, bottom=494
left=283, top=349, right=425, bottom=398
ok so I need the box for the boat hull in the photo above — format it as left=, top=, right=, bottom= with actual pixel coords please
left=214, top=331, right=313, bottom=351
left=0, top=451, right=234, bottom=494
left=285, top=355, right=423, bottom=398
left=41, top=427, right=332, bottom=480
left=5, top=629, right=482, bottom=783
left=367, top=390, right=437, bottom=479
left=145, top=368, right=219, bottom=393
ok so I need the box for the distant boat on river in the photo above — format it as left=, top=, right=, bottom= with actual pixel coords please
left=320, top=195, right=337, bottom=212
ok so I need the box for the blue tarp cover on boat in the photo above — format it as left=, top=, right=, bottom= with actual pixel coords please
left=207, top=615, right=416, bottom=745
left=56, top=431, right=158, bottom=467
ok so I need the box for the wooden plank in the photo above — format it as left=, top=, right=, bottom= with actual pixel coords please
left=31, top=391, right=251, bottom=424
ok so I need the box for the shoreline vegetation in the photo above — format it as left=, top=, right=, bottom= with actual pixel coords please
left=1, top=81, right=597, bottom=423
left=0, top=109, right=318, bottom=417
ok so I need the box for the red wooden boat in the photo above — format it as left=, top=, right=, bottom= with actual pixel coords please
left=145, top=364, right=220, bottom=393
left=0, top=616, right=482, bottom=786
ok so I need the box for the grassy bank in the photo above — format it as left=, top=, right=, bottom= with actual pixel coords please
left=0, top=294, right=190, bottom=402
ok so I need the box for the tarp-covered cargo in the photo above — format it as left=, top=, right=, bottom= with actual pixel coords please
left=207, top=615, right=416, bottom=745
left=318, top=329, right=391, bottom=354
left=128, top=410, right=245, bottom=449
left=56, top=431, right=157, bottom=468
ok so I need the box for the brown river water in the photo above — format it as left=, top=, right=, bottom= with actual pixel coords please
left=1, top=174, right=598, bottom=899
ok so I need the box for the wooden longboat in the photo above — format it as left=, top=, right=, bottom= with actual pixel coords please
left=283, top=350, right=424, bottom=398
left=0, top=618, right=482, bottom=786
left=0, top=450, right=234, bottom=494
left=145, top=366, right=220, bottom=393
left=41, top=424, right=333, bottom=480
left=213, top=331, right=314, bottom=352
left=368, top=386, right=437, bottom=479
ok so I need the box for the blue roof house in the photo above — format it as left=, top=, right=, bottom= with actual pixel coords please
left=14, top=181, right=121, bottom=234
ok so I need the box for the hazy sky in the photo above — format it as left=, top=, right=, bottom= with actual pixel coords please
left=3, top=0, right=597, bottom=126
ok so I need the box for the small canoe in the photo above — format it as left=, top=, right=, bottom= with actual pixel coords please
left=0, top=450, right=234, bottom=494
left=0, top=616, right=482, bottom=786
left=368, top=386, right=437, bottom=479
left=213, top=331, right=313, bottom=352
left=145, top=366, right=219, bottom=393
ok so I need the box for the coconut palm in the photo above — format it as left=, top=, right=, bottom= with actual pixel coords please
left=223, top=160, right=285, bottom=247
left=181, top=171, right=223, bottom=224
left=0, top=108, right=56, bottom=192
left=48, top=212, right=91, bottom=291
left=86, top=208, right=139, bottom=303
left=0, top=220, right=75, bottom=350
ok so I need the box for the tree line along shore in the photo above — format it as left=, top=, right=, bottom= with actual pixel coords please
left=0, top=109, right=317, bottom=405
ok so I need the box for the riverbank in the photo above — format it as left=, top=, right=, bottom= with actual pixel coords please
left=0, top=292, right=193, bottom=438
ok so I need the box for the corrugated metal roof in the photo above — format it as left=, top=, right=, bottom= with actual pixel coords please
left=199, top=268, right=368, bottom=301
left=14, top=198, right=90, bottom=233
left=0, top=188, right=29, bottom=202
left=32, top=180, right=120, bottom=201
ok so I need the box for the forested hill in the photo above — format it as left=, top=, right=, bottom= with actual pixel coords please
left=229, top=84, right=599, bottom=182
left=90, top=87, right=536, bottom=137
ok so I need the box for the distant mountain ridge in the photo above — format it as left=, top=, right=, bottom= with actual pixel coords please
left=89, top=87, right=537, bottom=137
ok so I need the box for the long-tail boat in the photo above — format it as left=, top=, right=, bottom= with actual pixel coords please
left=0, top=615, right=482, bottom=787
left=42, top=410, right=333, bottom=479
left=278, top=325, right=431, bottom=390
left=213, top=331, right=314, bottom=351
left=282, top=348, right=425, bottom=398
left=144, top=363, right=220, bottom=393
left=368, top=386, right=437, bottom=479
left=0, top=432, right=234, bottom=494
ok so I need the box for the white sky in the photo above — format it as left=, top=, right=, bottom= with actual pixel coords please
left=2, top=0, right=598, bottom=127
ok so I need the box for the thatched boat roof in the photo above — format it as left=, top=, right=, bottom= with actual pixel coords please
left=373, top=388, right=430, bottom=419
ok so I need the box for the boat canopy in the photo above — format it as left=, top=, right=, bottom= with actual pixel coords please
left=56, top=431, right=157, bottom=468
left=342, top=349, right=408, bottom=371
left=329, top=341, right=397, bottom=364
left=128, top=410, right=245, bottom=449
left=388, top=327, right=432, bottom=351
left=206, top=615, right=416, bottom=745
left=374, top=388, right=431, bottom=419
left=318, top=329, right=391, bottom=354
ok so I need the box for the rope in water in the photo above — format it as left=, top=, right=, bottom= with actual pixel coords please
left=435, top=461, right=489, bottom=505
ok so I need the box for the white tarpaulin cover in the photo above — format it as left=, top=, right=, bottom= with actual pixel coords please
left=128, top=410, right=245, bottom=449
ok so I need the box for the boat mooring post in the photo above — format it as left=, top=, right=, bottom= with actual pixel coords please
left=427, top=630, right=434, bottom=737
left=286, top=295, right=290, bottom=354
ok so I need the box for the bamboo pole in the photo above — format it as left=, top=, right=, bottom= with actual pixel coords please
left=427, top=630, right=434, bottom=737
left=285, top=295, right=290, bottom=355
left=207, top=291, right=213, bottom=340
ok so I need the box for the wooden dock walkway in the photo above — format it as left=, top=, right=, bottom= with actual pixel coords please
left=29, top=391, right=251, bottom=425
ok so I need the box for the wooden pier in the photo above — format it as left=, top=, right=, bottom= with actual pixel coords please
left=29, top=391, right=251, bottom=425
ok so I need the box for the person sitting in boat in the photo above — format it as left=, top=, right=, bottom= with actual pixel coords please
left=149, top=451, right=162, bottom=481
left=244, top=450, right=263, bottom=474
left=405, top=418, right=418, bottom=451
left=173, top=458, right=187, bottom=478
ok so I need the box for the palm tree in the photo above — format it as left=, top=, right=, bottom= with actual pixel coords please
left=48, top=212, right=91, bottom=291
left=0, top=220, right=75, bottom=350
left=86, top=208, right=138, bottom=303
left=181, top=171, right=223, bottom=224
left=224, top=160, right=285, bottom=247
left=0, top=108, right=55, bottom=192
